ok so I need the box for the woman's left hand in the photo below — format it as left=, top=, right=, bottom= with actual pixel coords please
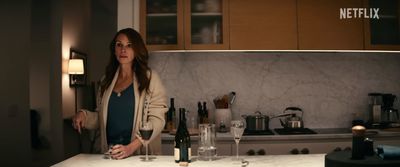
left=110, top=144, right=133, bottom=159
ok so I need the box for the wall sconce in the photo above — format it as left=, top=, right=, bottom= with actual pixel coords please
left=68, top=50, right=87, bottom=114
left=68, top=50, right=87, bottom=87
left=68, top=59, right=84, bottom=114
left=68, top=59, right=84, bottom=83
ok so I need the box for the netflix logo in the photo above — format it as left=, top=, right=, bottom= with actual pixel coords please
left=339, top=8, right=380, bottom=19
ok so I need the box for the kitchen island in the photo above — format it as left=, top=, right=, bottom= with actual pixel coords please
left=52, top=154, right=325, bottom=167
left=162, top=128, right=400, bottom=155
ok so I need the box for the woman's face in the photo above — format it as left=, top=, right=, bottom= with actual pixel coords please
left=115, top=34, right=134, bottom=65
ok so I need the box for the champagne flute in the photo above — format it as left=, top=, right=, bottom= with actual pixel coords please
left=139, top=121, right=153, bottom=161
left=231, top=120, right=245, bottom=160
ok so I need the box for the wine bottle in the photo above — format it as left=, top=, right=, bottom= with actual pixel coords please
left=174, top=108, right=191, bottom=163
left=197, top=102, right=203, bottom=124
left=167, top=98, right=176, bottom=131
left=203, top=102, right=209, bottom=123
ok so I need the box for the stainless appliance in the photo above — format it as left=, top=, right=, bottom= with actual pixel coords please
left=383, top=108, right=399, bottom=123
left=242, top=111, right=274, bottom=135
left=242, top=107, right=317, bottom=136
left=274, top=106, right=315, bottom=135
left=368, top=93, right=382, bottom=124
left=279, top=107, right=304, bottom=129
left=382, top=94, right=399, bottom=124
left=242, top=111, right=269, bottom=131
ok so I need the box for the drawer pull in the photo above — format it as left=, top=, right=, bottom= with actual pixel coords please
left=257, top=149, right=266, bottom=155
left=246, top=149, right=255, bottom=156
left=290, top=148, right=299, bottom=154
left=333, top=147, right=342, bottom=152
left=301, top=148, right=309, bottom=154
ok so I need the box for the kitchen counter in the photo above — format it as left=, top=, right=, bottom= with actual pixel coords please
left=52, top=154, right=325, bottom=167
left=161, top=128, right=400, bottom=142
left=161, top=128, right=400, bottom=155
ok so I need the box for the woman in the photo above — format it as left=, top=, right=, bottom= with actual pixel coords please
left=72, top=28, right=167, bottom=159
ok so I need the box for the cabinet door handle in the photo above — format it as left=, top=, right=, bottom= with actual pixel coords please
left=246, top=149, right=255, bottom=156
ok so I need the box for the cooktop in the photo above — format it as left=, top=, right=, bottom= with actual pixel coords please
left=274, top=128, right=317, bottom=135
left=243, top=129, right=274, bottom=136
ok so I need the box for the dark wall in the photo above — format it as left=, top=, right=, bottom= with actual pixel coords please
left=0, top=0, right=117, bottom=164
left=0, top=0, right=32, bottom=166
left=30, top=0, right=64, bottom=165
left=89, top=0, right=118, bottom=82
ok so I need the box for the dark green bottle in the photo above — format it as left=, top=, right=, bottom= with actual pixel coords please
left=174, top=108, right=191, bottom=163
left=166, top=98, right=176, bottom=131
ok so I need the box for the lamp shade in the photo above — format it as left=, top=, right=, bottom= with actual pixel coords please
left=68, top=59, right=84, bottom=74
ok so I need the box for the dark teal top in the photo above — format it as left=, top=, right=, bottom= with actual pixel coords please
left=106, top=83, right=135, bottom=145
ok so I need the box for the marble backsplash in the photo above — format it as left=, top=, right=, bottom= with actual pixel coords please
left=149, top=51, right=400, bottom=129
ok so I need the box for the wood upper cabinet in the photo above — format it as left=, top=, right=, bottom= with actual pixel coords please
left=140, top=0, right=399, bottom=51
left=363, top=0, right=400, bottom=50
left=229, top=0, right=298, bottom=50
left=140, top=0, right=184, bottom=50
left=297, top=0, right=364, bottom=50
left=140, top=0, right=229, bottom=50
left=185, top=0, right=230, bottom=50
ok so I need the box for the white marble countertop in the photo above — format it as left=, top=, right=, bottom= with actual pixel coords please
left=52, top=154, right=325, bottom=167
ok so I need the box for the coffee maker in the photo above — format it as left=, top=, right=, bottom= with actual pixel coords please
left=381, top=94, right=399, bottom=127
left=367, top=93, right=382, bottom=126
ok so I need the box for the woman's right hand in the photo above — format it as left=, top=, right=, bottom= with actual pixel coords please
left=72, top=111, right=86, bottom=134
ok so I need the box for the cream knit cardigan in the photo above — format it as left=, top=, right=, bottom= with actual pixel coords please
left=81, top=68, right=167, bottom=155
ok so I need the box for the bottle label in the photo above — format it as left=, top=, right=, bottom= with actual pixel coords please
left=188, top=147, right=192, bottom=161
left=174, top=148, right=180, bottom=161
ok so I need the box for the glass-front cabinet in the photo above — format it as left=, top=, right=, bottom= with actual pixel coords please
left=186, top=0, right=229, bottom=49
left=140, top=0, right=229, bottom=50
left=140, top=0, right=184, bottom=50
left=364, top=0, right=400, bottom=50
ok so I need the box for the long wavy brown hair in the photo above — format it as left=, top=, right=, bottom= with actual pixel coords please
left=100, top=28, right=151, bottom=96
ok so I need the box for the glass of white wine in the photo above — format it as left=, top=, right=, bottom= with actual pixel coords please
left=230, top=120, right=245, bottom=161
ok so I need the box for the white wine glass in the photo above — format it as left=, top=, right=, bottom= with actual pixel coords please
left=139, top=121, right=153, bottom=161
left=231, top=120, right=245, bottom=160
